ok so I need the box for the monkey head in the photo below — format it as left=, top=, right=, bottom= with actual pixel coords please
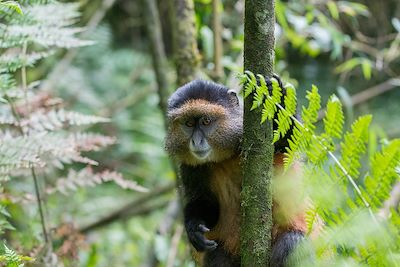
left=165, top=80, right=243, bottom=166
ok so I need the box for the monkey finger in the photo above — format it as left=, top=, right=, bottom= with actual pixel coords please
left=272, top=74, right=284, bottom=88
left=198, top=224, right=210, bottom=233
left=203, top=239, right=218, bottom=251
left=193, top=232, right=217, bottom=251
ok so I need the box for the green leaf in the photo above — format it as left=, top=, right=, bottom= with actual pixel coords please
left=335, top=57, right=362, bottom=74
left=0, top=1, right=23, bottom=15
left=327, top=1, right=339, bottom=20
left=324, top=95, right=344, bottom=139
left=361, top=59, right=372, bottom=80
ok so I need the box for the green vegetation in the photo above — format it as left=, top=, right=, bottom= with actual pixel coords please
left=242, top=72, right=400, bottom=265
left=0, top=0, right=399, bottom=266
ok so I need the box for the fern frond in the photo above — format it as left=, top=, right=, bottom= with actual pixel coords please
left=0, top=2, right=93, bottom=49
left=0, top=132, right=114, bottom=176
left=305, top=205, right=319, bottom=234
left=21, top=109, right=110, bottom=132
left=283, top=83, right=297, bottom=115
left=0, top=244, right=33, bottom=266
left=3, top=244, right=23, bottom=267
left=323, top=95, right=344, bottom=139
left=261, top=97, right=276, bottom=123
left=338, top=115, right=372, bottom=179
left=251, top=84, right=265, bottom=110
left=46, top=167, right=148, bottom=195
left=0, top=50, right=56, bottom=72
left=0, top=1, right=23, bottom=15
left=26, top=2, right=80, bottom=27
left=284, top=123, right=312, bottom=168
left=0, top=133, right=44, bottom=176
left=0, top=73, right=16, bottom=92
left=273, top=108, right=293, bottom=143
left=306, top=135, right=331, bottom=166
left=271, top=77, right=283, bottom=106
left=4, top=25, right=94, bottom=48
left=364, top=139, right=400, bottom=209
left=68, top=133, right=116, bottom=152
left=301, top=85, right=321, bottom=130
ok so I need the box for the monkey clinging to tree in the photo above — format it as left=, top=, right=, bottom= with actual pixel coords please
left=165, top=78, right=309, bottom=267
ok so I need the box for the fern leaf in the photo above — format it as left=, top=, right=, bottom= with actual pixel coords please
left=305, top=205, right=319, bottom=234
left=273, top=109, right=293, bottom=143
left=323, top=95, right=344, bottom=139
left=0, top=50, right=56, bottom=72
left=284, top=83, right=297, bottom=115
left=338, top=115, right=372, bottom=179
left=46, top=167, right=148, bottom=195
left=0, top=1, right=23, bottom=15
left=301, top=85, right=321, bottom=129
left=0, top=73, right=16, bottom=91
left=21, top=109, right=110, bottom=132
left=364, top=139, right=400, bottom=208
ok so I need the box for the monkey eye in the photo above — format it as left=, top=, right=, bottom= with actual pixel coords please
left=185, top=119, right=195, bottom=127
left=202, top=117, right=211, bottom=126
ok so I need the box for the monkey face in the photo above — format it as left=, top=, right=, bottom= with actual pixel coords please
left=181, top=115, right=218, bottom=161
left=165, top=80, right=243, bottom=166
left=165, top=100, right=242, bottom=166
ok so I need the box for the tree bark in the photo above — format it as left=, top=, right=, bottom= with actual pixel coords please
left=241, top=0, right=276, bottom=266
left=212, top=0, right=223, bottom=81
left=170, top=0, right=200, bottom=86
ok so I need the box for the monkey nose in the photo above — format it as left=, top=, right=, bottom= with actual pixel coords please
left=191, top=138, right=203, bottom=147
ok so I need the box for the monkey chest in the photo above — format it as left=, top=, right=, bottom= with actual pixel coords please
left=206, top=158, right=242, bottom=255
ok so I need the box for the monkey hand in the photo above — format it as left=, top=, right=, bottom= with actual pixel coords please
left=266, top=74, right=285, bottom=90
left=186, top=220, right=218, bottom=251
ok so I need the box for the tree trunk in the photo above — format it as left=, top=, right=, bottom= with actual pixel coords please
left=170, top=0, right=200, bottom=86
left=241, top=0, right=276, bottom=266
left=212, top=0, right=223, bottom=81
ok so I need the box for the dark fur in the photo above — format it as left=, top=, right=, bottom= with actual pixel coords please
left=168, top=80, right=236, bottom=110
left=270, top=231, right=304, bottom=267
left=165, top=79, right=306, bottom=266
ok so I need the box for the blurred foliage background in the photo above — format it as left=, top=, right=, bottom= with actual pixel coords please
left=0, top=0, right=399, bottom=266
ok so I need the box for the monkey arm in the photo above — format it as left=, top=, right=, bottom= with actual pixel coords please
left=181, top=164, right=219, bottom=251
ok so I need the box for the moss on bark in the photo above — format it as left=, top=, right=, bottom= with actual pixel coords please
left=241, top=0, right=276, bottom=266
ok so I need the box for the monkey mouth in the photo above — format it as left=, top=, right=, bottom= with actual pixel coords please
left=191, top=149, right=211, bottom=159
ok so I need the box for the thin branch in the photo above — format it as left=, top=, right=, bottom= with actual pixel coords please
left=31, top=168, right=49, bottom=243
left=166, top=224, right=184, bottom=267
left=140, top=199, right=180, bottom=267
left=79, top=183, right=175, bottom=233
left=318, top=76, right=400, bottom=120
left=351, top=76, right=400, bottom=106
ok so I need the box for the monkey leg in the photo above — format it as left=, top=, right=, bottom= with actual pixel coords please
left=270, top=231, right=306, bottom=267
left=203, top=246, right=240, bottom=267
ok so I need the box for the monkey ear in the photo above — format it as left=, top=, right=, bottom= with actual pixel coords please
left=227, top=89, right=239, bottom=106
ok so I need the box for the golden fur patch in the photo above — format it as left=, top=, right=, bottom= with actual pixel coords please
left=205, top=155, right=242, bottom=255
left=168, top=99, right=226, bottom=120
left=202, top=153, right=308, bottom=258
left=191, top=154, right=312, bottom=265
